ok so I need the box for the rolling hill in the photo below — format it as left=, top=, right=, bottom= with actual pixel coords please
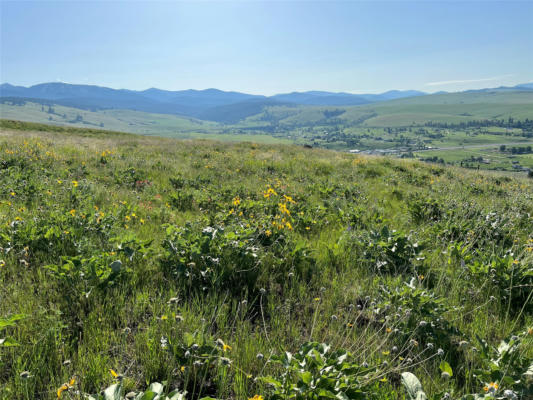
left=0, top=82, right=429, bottom=122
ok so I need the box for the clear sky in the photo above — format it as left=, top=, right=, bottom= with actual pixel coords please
left=1, top=1, right=532, bottom=95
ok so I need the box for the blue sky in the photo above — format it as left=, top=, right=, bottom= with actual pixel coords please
left=1, top=1, right=532, bottom=95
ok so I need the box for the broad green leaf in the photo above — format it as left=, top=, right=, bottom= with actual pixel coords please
left=146, top=382, right=164, bottom=395
left=0, top=337, right=19, bottom=346
left=103, top=383, right=122, bottom=400
left=439, top=361, right=453, bottom=377
left=401, top=372, right=427, bottom=400
left=0, top=314, right=26, bottom=330
left=167, top=390, right=186, bottom=400
left=300, top=370, right=312, bottom=385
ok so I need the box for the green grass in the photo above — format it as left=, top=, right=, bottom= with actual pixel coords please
left=1, top=121, right=532, bottom=400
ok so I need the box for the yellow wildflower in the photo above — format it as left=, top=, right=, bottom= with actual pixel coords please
left=483, top=382, right=498, bottom=392
left=278, top=202, right=290, bottom=215
left=283, top=195, right=295, bottom=203
left=223, top=343, right=232, bottom=352
left=69, top=209, right=76, bottom=216
left=109, top=369, right=118, bottom=378
left=265, top=230, right=271, bottom=237
left=57, top=384, right=68, bottom=398
left=248, top=396, right=263, bottom=400
left=233, top=197, right=241, bottom=206
left=263, top=187, right=277, bottom=198
left=71, top=181, right=78, bottom=187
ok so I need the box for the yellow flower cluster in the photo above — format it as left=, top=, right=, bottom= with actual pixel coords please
left=57, top=377, right=76, bottom=398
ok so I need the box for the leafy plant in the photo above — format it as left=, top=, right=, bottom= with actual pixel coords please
left=261, top=342, right=378, bottom=400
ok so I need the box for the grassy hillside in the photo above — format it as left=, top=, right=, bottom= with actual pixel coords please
left=0, top=100, right=219, bottom=135
left=1, top=122, right=532, bottom=399
left=236, top=91, right=533, bottom=129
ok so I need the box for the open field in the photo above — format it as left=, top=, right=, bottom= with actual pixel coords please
left=1, top=122, right=532, bottom=399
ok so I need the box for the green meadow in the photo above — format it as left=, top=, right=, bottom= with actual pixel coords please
left=0, top=121, right=532, bottom=399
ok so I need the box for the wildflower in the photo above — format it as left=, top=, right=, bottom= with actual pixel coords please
left=125, top=215, right=131, bottom=221
left=248, top=395, right=264, bottom=400
left=419, top=320, right=428, bottom=327
left=484, top=382, right=499, bottom=393
left=278, top=202, right=290, bottom=215
left=69, top=209, right=76, bottom=216
left=503, top=390, right=517, bottom=399
left=140, top=218, right=145, bottom=224
left=285, top=221, right=293, bottom=230
left=256, top=353, right=264, bottom=360
left=160, top=315, right=168, bottom=321
left=263, top=187, right=277, bottom=198
left=9, top=191, right=15, bottom=197
left=265, top=229, right=271, bottom=237
left=57, top=377, right=75, bottom=398
left=57, top=384, right=68, bottom=398
left=232, top=197, right=241, bottom=206
left=386, top=327, right=392, bottom=333
left=314, top=297, right=320, bottom=302
left=19, top=371, right=32, bottom=379
left=437, top=348, right=444, bottom=356
left=219, top=357, right=231, bottom=366
left=260, top=288, right=266, bottom=295
left=110, top=369, right=123, bottom=380
left=71, top=181, right=78, bottom=187
left=180, top=366, right=186, bottom=372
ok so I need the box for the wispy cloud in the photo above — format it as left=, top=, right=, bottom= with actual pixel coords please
left=425, top=75, right=513, bottom=87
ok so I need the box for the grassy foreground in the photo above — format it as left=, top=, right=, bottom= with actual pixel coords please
left=0, top=122, right=532, bottom=400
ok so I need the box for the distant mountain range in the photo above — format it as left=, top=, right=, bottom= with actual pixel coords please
left=1, top=82, right=532, bottom=123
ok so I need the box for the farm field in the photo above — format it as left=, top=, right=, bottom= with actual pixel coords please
left=1, top=121, right=532, bottom=399
left=415, top=146, right=533, bottom=172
